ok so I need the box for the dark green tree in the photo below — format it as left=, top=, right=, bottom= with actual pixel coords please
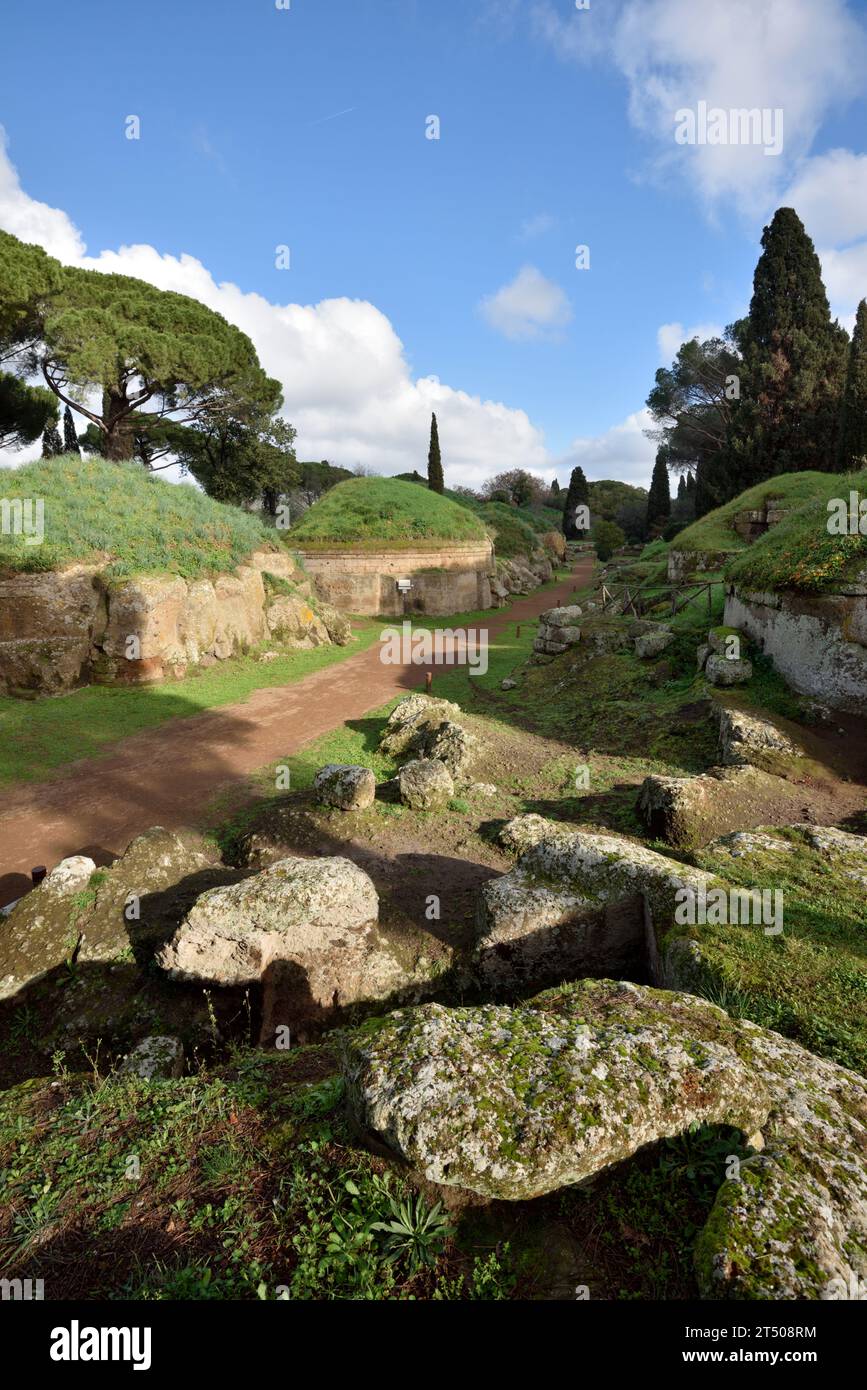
left=174, top=415, right=300, bottom=514
left=837, top=299, right=867, bottom=470
left=427, top=413, right=444, bottom=493
left=0, top=371, right=57, bottom=449
left=62, top=403, right=80, bottom=456
left=41, top=420, right=63, bottom=457
left=728, top=208, right=848, bottom=485
left=562, top=465, right=590, bottom=539
left=646, top=450, right=671, bottom=533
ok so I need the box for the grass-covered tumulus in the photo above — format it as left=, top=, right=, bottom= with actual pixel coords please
left=673, top=468, right=867, bottom=568
left=290, top=476, right=487, bottom=550
left=726, top=467, right=867, bottom=593
left=0, top=454, right=281, bottom=579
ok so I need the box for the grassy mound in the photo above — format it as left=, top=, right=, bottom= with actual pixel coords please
left=0, top=455, right=279, bottom=579
left=672, top=470, right=851, bottom=559
left=443, top=492, right=560, bottom=559
left=290, top=477, right=486, bottom=550
left=726, top=467, right=867, bottom=593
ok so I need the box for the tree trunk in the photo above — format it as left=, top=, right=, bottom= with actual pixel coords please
left=103, top=388, right=135, bottom=461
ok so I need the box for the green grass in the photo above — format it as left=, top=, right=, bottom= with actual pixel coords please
left=673, top=469, right=861, bottom=561
left=0, top=1051, right=506, bottom=1301
left=290, top=477, right=486, bottom=549
left=726, top=467, right=867, bottom=593
left=0, top=454, right=282, bottom=578
left=0, top=623, right=380, bottom=787
left=690, top=826, right=867, bottom=1074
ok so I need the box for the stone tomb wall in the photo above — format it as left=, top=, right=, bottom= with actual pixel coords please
left=725, top=577, right=867, bottom=714
left=297, top=541, right=495, bottom=617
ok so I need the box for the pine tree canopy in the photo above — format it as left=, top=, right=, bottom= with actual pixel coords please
left=0, top=371, right=57, bottom=449
left=0, top=229, right=281, bottom=461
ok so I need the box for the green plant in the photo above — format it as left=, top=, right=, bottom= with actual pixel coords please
left=371, top=1191, right=454, bottom=1273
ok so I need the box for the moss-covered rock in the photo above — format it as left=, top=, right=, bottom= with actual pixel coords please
left=341, top=979, right=770, bottom=1202
left=342, top=978, right=867, bottom=1298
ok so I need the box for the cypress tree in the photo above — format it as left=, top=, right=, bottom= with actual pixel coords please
left=551, top=478, right=560, bottom=496
left=562, top=465, right=590, bottom=539
left=646, top=450, right=671, bottom=532
left=62, top=404, right=80, bottom=456
left=427, top=413, right=444, bottom=493
left=42, top=421, right=63, bottom=457
left=677, top=475, right=686, bottom=502
left=837, top=299, right=867, bottom=470
left=729, top=208, right=848, bottom=487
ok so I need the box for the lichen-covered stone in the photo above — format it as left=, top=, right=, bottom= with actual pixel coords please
left=343, top=978, right=867, bottom=1299
left=265, top=595, right=330, bottom=647
left=341, top=980, right=770, bottom=1202
left=636, top=765, right=811, bottom=849
left=118, top=1035, right=184, bottom=1081
left=533, top=605, right=583, bottom=658
left=378, top=694, right=481, bottom=780
left=540, top=605, right=583, bottom=628
left=634, top=627, right=674, bottom=659
left=314, top=763, right=376, bottom=811
left=705, top=653, right=753, bottom=686
left=0, top=827, right=221, bottom=1001
left=317, top=602, right=353, bottom=646
left=478, top=825, right=719, bottom=988
left=498, top=814, right=559, bottom=856
left=157, top=855, right=446, bottom=1042
left=378, top=694, right=464, bottom=758
left=694, top=1013, right=867, bottom=1301
left=717, top=706, right=797, bottom=768
left=398, top=758, right=454, bottom=810
left=424, top=719, right=479, bottom=779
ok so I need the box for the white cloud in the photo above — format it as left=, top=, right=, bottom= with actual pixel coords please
left=657, top=320, right=725, bottom=363
left=0, top=129, right=84, bottom=261
left=784, top=149, right=867, bottom=247
left=534, top=0, right=867, bottom=217
left=781, top=149, right=867, bottom=324
left=0, top=132, right=548, bottom=488
left=479, top=265, right=573, bottom=341
left=556, top=408, right=656, bottom=491
left=818, top=243, right=867, bottom=323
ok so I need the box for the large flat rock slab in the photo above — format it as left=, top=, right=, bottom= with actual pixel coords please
left=343, top=978, right=867, bottom=1299
left=158, top=855, right=448, bottom=1042
left=342, top=980, right=770, bottom=1202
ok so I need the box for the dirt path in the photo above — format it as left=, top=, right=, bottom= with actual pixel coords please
left=0, top=561, right=594, bottom=903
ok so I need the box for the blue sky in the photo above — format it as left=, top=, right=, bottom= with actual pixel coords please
left=2, top=0, right=867, bottom=489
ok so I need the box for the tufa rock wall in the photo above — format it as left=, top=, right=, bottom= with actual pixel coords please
left=724, top=578, right=867, bottom=714
left=0, top=549, right=350, bottom=698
